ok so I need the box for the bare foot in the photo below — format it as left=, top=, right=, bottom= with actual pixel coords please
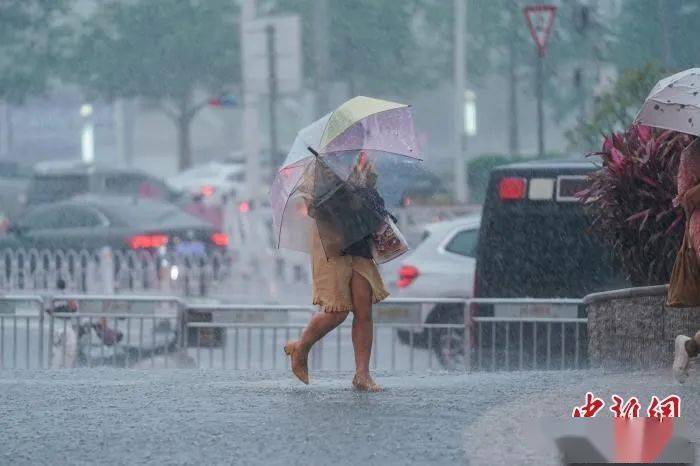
left=284, top=340, right=309, bottom=384
left=352, top=374, right=382, bottom=392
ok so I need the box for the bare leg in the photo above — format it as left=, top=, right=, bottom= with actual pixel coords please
left=286, top=310, right=348, bottom=384
left=298, top=310, right=348, bottom=353
left=350, top=271, right=381, bottom=392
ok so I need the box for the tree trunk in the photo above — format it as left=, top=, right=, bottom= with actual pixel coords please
left=176, top=113, right=192, bottom=172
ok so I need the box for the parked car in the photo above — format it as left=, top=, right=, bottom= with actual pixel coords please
left=389, top=214, right=480, bottom=368
left=24, top=161, right=183, bottom=208
left=1, top=195, right=228, bottom=254
left=167, top=161, right=245, bottom=205
left=472, top=158, right=629, bottom=369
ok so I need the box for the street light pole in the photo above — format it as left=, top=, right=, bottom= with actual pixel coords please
left=453, top=0, right=468, bottom=204
left=266, top=24, right=279, bottom=172
left=241, top=0, right=261, bottom=205
left=313, top=0, right=330, bottom=116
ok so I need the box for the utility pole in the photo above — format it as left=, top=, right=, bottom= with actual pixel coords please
left=114, top=98, right=135, bottom=167
left=241, top=0, right=261, bottom=205
left=453, top=0, right=468, bottom=204
left=0, top=102, right=10, bottom=158
left=266, top=24, right=279, bottom=173
left=313, top=0, right=330, bottom=116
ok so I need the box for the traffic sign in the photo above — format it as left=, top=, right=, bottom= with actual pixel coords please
left=523, top=5, right=557, bottom=56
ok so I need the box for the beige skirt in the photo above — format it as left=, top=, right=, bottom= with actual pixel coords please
left=310, top=229, right=389, bottom=313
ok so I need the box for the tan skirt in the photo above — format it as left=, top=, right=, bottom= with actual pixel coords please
left=310, top=229, right=389, bottom=313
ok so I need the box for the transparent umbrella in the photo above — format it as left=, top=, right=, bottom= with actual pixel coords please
left=269, top=96, right=423, bottom=259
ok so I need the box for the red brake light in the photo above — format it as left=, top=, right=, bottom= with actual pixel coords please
left=210, top=232, right=229, bottom=247
left=128, top=234, right=169, bottom=249
left=239, top=201, right=250, bottom=213
left=200, top=185, right=216, bottom=197
left=498, top=177, right=526, bottom=201
left=397, top=265, right=419, bottom=288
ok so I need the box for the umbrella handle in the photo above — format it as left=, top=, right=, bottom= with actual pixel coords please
left=307, top=146, right=319, bottom=157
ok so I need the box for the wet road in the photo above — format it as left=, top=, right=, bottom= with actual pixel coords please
left=0, top=369, right=696, bottom=465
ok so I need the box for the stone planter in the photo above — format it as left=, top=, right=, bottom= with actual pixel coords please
left=584, top=285, right=700, bottom=369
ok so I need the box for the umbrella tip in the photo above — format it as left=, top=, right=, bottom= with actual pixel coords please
left=307, top=146, right=319, bottom=156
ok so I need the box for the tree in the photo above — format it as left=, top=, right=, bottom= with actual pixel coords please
left=68, top=0, right=240, bottom=171
left=607, top=0, right=700, bottom=71
left=565, top=64, right=668, bottom=150
left=0, top=0, right=72, bottom=103
left=270, top=0, right=452, bottom=97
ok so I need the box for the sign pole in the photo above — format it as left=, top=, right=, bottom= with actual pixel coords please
left=523, top=4, right=557, bottom=159
left=536, top=51, right=544, bottom=158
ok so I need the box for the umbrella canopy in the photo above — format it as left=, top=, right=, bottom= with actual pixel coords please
left=635, top=68, right=700, bottom=136
left=270, top=96, right=422, bottom=258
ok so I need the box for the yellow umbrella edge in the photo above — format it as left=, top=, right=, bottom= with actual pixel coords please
left=319, top=96, right=408, bottom=150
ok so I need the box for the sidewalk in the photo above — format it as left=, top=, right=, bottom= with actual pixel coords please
left=0, top=368, right=695, bottom=465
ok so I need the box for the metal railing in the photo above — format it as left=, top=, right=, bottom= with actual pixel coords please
left=0, top=295, right=48, bottom=369
left=182, top=297, right=587, bottom=372
left=0, top=248, right=232, bottom=296
left=0, top=295, right=587, bottom=372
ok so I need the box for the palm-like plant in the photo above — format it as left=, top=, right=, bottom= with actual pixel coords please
left=579, top=125, right=694, bottom=286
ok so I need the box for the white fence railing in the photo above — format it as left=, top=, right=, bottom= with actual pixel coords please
left=0, top=248, right=232, bottom=297
left=0, top=295, right=588, bottom=372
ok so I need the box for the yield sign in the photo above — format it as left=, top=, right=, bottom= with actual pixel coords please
left=523, top=5, right=557, bottom=56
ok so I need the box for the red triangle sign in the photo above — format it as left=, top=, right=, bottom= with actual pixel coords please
left=524, top=5, right=557, bottom=56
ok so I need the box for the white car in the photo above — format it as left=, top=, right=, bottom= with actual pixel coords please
left=388, top=214, right=480, bottom=368
left=168, top=162, right=246, bottom=204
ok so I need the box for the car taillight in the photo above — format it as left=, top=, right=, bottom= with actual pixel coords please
left=498, top=177, right=526, bottom=201
left=397, top=265, right=419, bottom=288
left=210, top=232, right=229, bottom=247
left=128, top=234, right=169, bottom=249
left=200, top=185, right=216, bottom=197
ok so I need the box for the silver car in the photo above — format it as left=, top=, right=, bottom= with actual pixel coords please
left=387, top=214, right=480, bottom=369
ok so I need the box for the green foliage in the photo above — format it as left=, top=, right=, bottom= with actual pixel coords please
left=608, top=0, right=700, bottom=71
left=67, top=0, right=240, bottom=169
left=565, top=64, right=668, bottom=151
left=0, top=0, right=72, bottom=103
left=579, top=125, right=692, bottom=286
left=68, top=0, right=239, bottom=105
left=271, top=0, right=450, bottom=97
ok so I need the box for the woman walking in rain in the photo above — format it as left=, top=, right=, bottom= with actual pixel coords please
left=284, top=157, right=391, bottom=391
left=634, top=69, right=700, bottom=383
left=270, top=96, right=419, bottom=391
left=670, top=137, right=700, bottom=383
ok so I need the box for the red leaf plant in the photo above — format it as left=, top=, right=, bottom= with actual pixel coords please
left=578, top=125, right=693, bottom=286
